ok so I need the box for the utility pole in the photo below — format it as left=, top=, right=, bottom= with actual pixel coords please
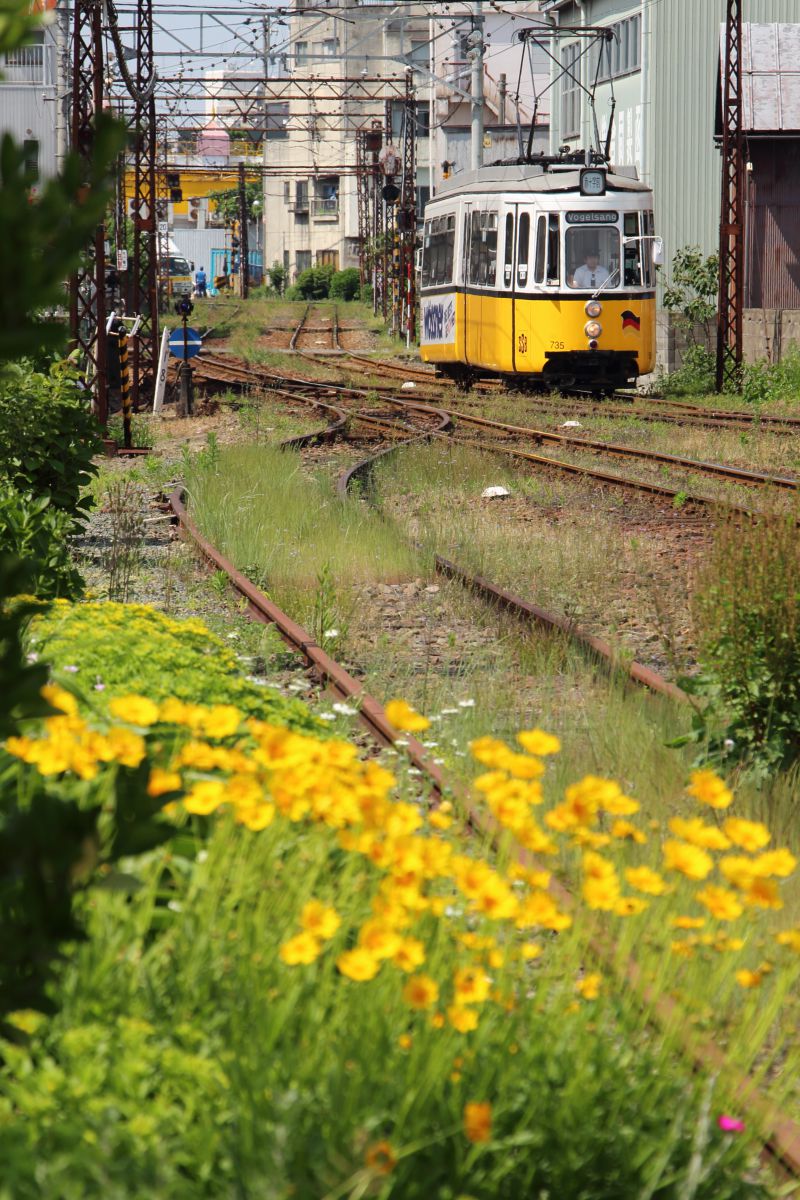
left=716, top=0, right=745, bottom=393
left=69, top=0, right=108, bottom=425
left=131, top=0, right=159, bottom=410
left=469, top=0, right=484, bottom=171
left=238, top=161, right=250, bottom=298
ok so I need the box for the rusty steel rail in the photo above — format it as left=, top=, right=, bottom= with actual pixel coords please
left=289, top=303, right=311, bottom=352
left=169, top=486, right=447, bottom=796
left=434, top=556, right=688, bottom=704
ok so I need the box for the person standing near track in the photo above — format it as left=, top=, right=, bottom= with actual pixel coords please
left=195, top=266, right=207, bottom=298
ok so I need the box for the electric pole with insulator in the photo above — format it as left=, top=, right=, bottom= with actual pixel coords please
left=238, top=161, right=249, bottom=299
left=716, top=0, right=745, bottom=393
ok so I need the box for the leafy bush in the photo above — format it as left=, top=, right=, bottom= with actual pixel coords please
left=294, top=264, right=335, bottom=299
left=105, top=413, right=154, bottom=449
left=661, top=247, right=718, bottom=396
left=329, top=267, right=361, bottom=301
left=28, top=600, right=321, bottom=733
left=0, top=486, right=82, bottom=599
left=284, top=283, right=302, bottom=300
left=267, top=261, right=287, bottom=293
left=0, top=359, right=101, bottom=515
left=359, top=281, right=374, bottom=304
left=741, top=347, right=800, bottom=408
left=684, top=511, right=800, bottom=773
left=661, top=344, right=717, bottom=397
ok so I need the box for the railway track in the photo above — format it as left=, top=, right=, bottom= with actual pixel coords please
left=170, top=372, right=800, bottom=1185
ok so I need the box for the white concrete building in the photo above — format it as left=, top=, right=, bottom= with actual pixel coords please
left=0, top=1, right=68, bottom=183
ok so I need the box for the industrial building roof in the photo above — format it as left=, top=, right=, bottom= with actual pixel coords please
left=720, top=23, right=800, bottom=133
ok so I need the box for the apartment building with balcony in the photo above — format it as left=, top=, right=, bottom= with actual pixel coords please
left=0, top=0, right=68, bottom=183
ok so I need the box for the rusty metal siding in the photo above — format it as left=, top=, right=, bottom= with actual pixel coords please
left=746, top=140, right=800, bottom=309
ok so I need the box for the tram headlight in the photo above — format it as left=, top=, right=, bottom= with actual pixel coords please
left=585, top=300, right=602, bottom=318
left=584, top=320, right=602, bottom=339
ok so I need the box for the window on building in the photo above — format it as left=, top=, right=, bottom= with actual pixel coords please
left=561, top=43, right=581, bottom=139
left=317, top=249, right=339, bottom=268
left=295, top=180, right=309, bottom=212
left=467, top=210, right=498, bottom=287
left=596, top=15, right=641, bottom=81
left=312, top=176, right=339, bottom=216
left=421, top=213, right=455, bottom=287
left=389, top=100, right=430, bottom=141
left=314, top=38, right=339, bottom=57
left=409, top=40, right=429, bottom=69
left=296, top=250, right=312, bottom=274
left=283, top=181, right=290, bottom=205
left=283, top=250, right=290, bottom=272
left=295, top=41, right=308, bottom=66
left=22, top=139, right=39, bottom=181
left=416, top=185, right=430, bottom=217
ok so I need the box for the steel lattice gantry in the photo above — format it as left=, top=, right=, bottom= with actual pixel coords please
left=716, top=0, right=745, bottom=393
left=69, top=0, right=108, bottom=424
left=131, top=0, right=159, bottom=408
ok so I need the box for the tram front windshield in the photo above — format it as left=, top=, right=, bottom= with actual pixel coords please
left=566, top=226, right=620, bottom=290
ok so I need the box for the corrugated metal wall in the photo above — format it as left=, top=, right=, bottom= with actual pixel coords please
left=651, top=0, right=799, bottom=271
left=746, top=140, right=800, bottom=308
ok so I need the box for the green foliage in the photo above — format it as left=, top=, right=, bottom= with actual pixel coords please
left=0, top=816, right=769, bottom=1198
left=741, top=348, right=800, bottom=407
left=680, top=511, right=800, bottom=775
left=206, top=180, right=261, bottom=225
left=661, top=344, right=717, bottom=397
left=29, top=600, right=322, bottom=734
left=360, top=281, right=374, bottom=304
left=663, top=246, right=719, bottom=331
left=0, top=111, right=125, bottom=362
left=0, top=485, right=83, bottom=599
left=267, top=260, right=287, bottom=293
left=0, top=359, right=102, bottom=513
left=294, top=264, right=335, bottom=299
left=284, top=283, right=302, bottom=300
left=0, top=558, right=53, bottom=739
left=329, top=267, right=361, bottom=301
left=0, top=0, right=44, bottom=55
left=105, top=413, right=154, bottom=450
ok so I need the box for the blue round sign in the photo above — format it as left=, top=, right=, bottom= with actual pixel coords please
left=168, top=327, right=202, bottom=360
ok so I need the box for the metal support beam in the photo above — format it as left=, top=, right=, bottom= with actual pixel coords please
left=238, top=161, right=249, bottom=298
left=69, top=0, right=108, bottom=425
left=131, top=0, right=159, bottom=409
left=716, top=0, right=744, bottom=393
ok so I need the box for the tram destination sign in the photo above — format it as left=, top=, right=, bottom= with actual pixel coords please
left=566, top=211, right=619, bottom=224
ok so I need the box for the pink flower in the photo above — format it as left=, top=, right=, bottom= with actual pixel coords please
left=718, top=1115, right=745, bottom=1133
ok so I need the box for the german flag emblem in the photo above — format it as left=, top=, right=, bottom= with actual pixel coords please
left=622, top=310, right=641, bottom=332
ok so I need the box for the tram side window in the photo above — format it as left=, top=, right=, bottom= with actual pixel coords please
left=534, top=214, right=547, bottom=284
left=623, top=212, right=642, bottom=287
left=517, top=213, right=530, bottom=287
left=547, top=214, right=560, bottom=285
left=421, top=214, right=456, bottom=288
left=642, top=210, right=656, bottom=287
left=503, top=213, right=514, bottom=287
left=468, top=210, right=499, bottom=287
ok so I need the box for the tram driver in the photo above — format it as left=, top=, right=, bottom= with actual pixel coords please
left=570, top=250, right=611, bottom=290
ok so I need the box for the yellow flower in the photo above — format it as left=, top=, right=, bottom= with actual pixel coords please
left=752, top=849, right=796, bottom=878
left=447, top=1004, right=479, bottom=1033
left=464, top=1101, right=492, bottom=1144
left=337, top=948, right=381, bottom=982
left=453, top=966, right=491, bottom=1005
left=744, top=877, right=783, bottom=911
left=735, top=969, right=763, bottom=989
left=429, top=810, right=453, bottom=830
left=393, top=937, right=426, bottom=973
left=611, top=819, right=646, bottom=843
left=105, top=727, right=146, bottom=768
left=109, top=694, right=160, bottom=727
left=625, top=866, right=669, bottom=896
left=662, top=840, right=713, bottom=881
left=199, top=704, right=242, bottom=739
left=695, top=885, right=743, bottom=921
left=614, top=896, right=649, bottom=916
left=517, top=728, right=561, bottom=756
left=686, top=769, right=733, bottom=810
left=300, top=901, right=341, bottom=941
left=775, top=929, right=800, bottom=953
left=358, top=920, right=402, bottom=960
left=672, top=916, right=705, bottom=930
left=402, top=973, right=439, bottom=1010
left=385, top=699, right=430, bottom=733
left=398, top=1033, right=413, bottom=1050
left=238, top=803, right=275, bottom=831
left=576, top=972, right=601, bottom=1000
left=723, top=817, right=771, bottom=853
left=521, top=942, right=542, bottom=960
left=668, top=816, right=731, bottom=851
left=41, top=683, right=78, bottom=716
left=515, top=891, right=572, bottom=932
left=183, top=780, right=226, bottom=816
left=146, top=767, right=182, bottom=797
left=671, top=939, right=695, bottom=958
left=364, top=1141, right=396, bottom=1175
left=279, top=932, right=321, bottom=966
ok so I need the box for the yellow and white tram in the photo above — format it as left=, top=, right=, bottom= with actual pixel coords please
left=419, top=159, right=660, bottom=392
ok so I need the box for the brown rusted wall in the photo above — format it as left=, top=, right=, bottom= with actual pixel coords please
left=746, top=140, right=800, bottom=309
